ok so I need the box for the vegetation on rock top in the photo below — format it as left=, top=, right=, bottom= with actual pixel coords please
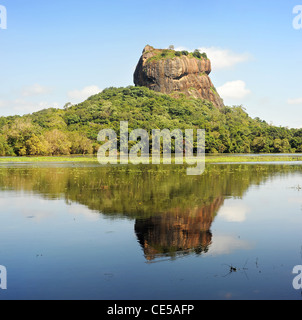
left=146, top=48, right=208, bottom=64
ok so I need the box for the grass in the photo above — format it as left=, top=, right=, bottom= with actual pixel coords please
left=210, top=86, right=218, bottom=96
left=205, top=155, right=302, bottom=163
left=146, top=49, right=208, bottom=64
left=0, top=154, right=302, bottom=164
left=0, top=156, right=98, bottom=163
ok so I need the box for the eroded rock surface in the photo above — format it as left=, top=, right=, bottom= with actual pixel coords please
left=134, top=45, right=224, bottom=109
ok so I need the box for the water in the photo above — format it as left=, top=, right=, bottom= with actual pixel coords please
left=0, top=163, right=302, bottom=300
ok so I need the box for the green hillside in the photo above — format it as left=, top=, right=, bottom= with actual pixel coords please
left=0, top=86, right=301, bottom=156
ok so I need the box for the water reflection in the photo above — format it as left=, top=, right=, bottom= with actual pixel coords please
left=0, top=163, right=301, bottom=261
left=135, top=197, right=223, bottom=261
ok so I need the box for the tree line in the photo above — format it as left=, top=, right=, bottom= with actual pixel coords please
left=0, top=86, right=302, bottom=156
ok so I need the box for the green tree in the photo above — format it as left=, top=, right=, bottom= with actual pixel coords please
left=273, top=138, right=292, bottom=153
left=44, top=129, right=71, bottom=155
left=69, top=132, right=93, bottom=155
left=26, top=134, right=50, bottom=155
left=0, top=134, right=14, bottom=156
left=2, top=118, right=37, bottom=156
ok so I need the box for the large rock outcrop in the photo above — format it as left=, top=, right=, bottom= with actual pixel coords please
left=134, top=45, right=224, bottom=109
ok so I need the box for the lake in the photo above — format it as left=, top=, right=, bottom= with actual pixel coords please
left=0, top=161, right=302, bottom=300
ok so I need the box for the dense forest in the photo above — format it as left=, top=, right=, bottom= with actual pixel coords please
left=0, top=85, right=302, bottom=156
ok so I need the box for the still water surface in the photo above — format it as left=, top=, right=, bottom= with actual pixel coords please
left=0, top=162, right=302, bottom=300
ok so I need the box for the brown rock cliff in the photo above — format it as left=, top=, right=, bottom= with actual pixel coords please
left=134, top=45, right=224, bottom=109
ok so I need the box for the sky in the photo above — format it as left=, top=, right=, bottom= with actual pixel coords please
left=0, top=0, right=302, bottom=128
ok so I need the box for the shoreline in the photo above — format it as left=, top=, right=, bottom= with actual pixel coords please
left=0, top=155, right=302, bottom=164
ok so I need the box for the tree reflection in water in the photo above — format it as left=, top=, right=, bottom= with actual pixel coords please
left=0, top=163, right=300, bottom=261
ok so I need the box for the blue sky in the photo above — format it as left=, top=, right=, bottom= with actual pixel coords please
left=0, top=0, right=302, bottom=128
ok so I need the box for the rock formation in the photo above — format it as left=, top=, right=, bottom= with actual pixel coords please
left=134, top=45, right=224, bottom=109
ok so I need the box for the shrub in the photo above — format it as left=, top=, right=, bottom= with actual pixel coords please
left=201, top=52, right=208, bottom=59
left=193, top=49, right=202, bottom=59
left=161, top=49, right=169, bottom=58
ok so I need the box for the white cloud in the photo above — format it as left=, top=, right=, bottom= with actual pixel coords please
left=17, top=100, right=60, bottom=114
left=175, top=46, right=251, bottom=70
left=0, top=99, right=60, bottom=115
left=208, top=234, right=252, bottom=256
left=68, top=85, right=102, bottom=103
left=22, top=83, right=52, bottom=97
left=174, top=46, right=191, bottom=52
left=217, top=80, right=251, bottom=100
left=218, top=203, right=250, bottom=222
left=198, top=47, right=250, bottom=70
left=67, top=203, right=100, bottom=222
left=287, top=97, right=302, bottom=105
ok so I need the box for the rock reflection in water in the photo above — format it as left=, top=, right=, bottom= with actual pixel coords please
left=135, top=197, right=224, bottom=261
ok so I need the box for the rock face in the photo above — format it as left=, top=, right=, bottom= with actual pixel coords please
left=134, top=45, right=224, bottom=109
